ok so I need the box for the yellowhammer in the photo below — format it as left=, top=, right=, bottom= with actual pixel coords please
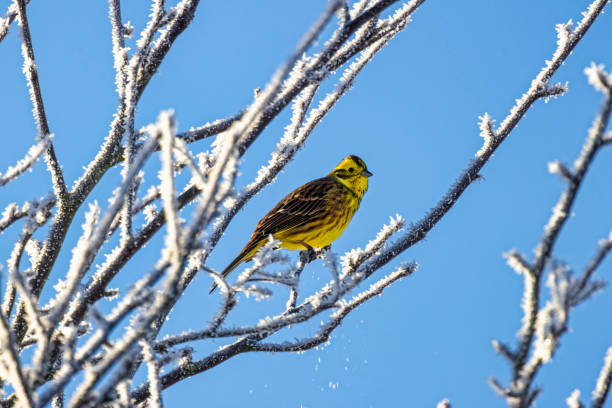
left=210, top=154, right=372, bottom=293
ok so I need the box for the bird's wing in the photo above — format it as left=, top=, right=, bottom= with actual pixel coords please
left=252, top=177, right=335, bottom=239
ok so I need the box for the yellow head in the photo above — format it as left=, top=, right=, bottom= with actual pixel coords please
left=329, top=155, right=372, bottom=199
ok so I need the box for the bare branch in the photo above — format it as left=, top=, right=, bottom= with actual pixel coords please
left=437, top=399, right=452, bottom=408
left=14, top=0, right=68, bottom=205
left=140, top=340, right=163, bottom=408
left=566, top=389, right=585, bottom=408
left=250, top=264, right=415, bottom=352
left=503, top=250, right=534, bottom=276
left=0, top=134, right=51, bottom=187
left=491, top=57, right=612, bottom=406
left=492, top=339, right=517, bottom=364
left=548, top=160, right=576, bottom=183
left=592, top=347, right=612, bottom=408
left=0, top=195, right=55, bottom=235
left=0, top=311, right=33, bottom=407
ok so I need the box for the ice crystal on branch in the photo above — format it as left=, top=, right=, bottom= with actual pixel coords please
left=585, top=63, right=612, bottom=93
left=566, top=389, right=583, bottom=408
left=548, top=160, right=575, bottom=182
left=555, top=20, right=574, bottom=49
left=437, top=399, right=452, bottom=408
left=0, top=134, right=51, bottom=187
left=476, top=113, right=495, bottom=157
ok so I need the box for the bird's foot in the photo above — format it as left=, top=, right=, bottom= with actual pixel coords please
left=299, top=247, right=317, bottom=264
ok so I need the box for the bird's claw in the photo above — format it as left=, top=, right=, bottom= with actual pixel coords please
left=300, top=248, right=317, bottom=264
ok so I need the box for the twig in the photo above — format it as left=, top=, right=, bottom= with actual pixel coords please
left=0, top=0, right=29, bottom=44
left=592, top=347, right=612, bottom=408
left=0, top=134, right=51, bottom=187
left=0, top=311, right=33, bottom=407
left=140, top=340, right=163, bottom=408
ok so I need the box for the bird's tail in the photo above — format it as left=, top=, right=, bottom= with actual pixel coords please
left=209, top=242, right=259, bottom=294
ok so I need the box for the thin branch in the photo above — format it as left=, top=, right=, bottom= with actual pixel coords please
left=14, top=0, right=68, bottom=205
left=36, top=266, right=163, bottom=407
left=0, top=311, right=33, bottom=407
left=250, top=264, right=415, bottom=352
left=0, top=0, right=29, bottom=44
left=0, top=134, right=51, bottom=187
left=2, top=196, right=53, bottom=319
left=0, top=195, right=55, bottom=235
left=572, top=232, right=612, bottom=305
left=140, top=340, right=163, bottom=408
left=136, top=0, right=200, bottom=96
left=592, top=347, right=612, bottom=408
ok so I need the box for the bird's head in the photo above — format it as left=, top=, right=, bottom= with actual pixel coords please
left=329, top=155, right=372, bottom=198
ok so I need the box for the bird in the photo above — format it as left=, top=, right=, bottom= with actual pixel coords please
left=210, top=154, right=372, bottom=293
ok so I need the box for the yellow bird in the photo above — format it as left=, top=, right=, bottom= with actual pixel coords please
left=210, top=155, right=372, bottom=293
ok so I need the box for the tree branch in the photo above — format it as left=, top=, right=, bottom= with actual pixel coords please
left=14, top=0, right=68, bottom=205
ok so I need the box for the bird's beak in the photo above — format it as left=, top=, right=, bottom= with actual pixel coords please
left=362, top=169, right=373, bottom=177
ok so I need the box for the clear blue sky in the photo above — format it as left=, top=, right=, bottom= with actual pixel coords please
left=1, top=1, right=612, bottom=407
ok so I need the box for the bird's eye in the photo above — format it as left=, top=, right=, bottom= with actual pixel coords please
left=348, top=167, right=354, bottom=173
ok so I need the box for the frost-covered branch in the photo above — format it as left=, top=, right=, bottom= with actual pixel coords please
left=1, top=195, right=53, bottom=320
left=592, top=347, right=612, bottom=408
left=140, top=339, right=163, bottom=408
left=14, top=0, right=68, bottom=205
left=162, top=0, right=425, bottom=151
left=36, top=266, right=164, bottom=407
left=135, top=0, right=200, bottom=96
left=249, top=264, right=415, bottom=352
left=0, top=195, right=55, bottom=234
left=0, top=134, right=51, bottom=188
left=490, top=60, right=612, bottom=407
left=0, top=311, right=33, bottom=407
left=437, top=399, right=452, bottom=408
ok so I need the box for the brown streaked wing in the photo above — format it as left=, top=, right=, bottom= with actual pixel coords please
left=252, top=176, right=336, bottom=240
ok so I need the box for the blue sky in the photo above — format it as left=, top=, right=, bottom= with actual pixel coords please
left=2, top=0, right=612, bottom=407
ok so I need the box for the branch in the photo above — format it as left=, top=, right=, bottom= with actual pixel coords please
left=135, top=262, right=414, bottom=404
left=0, top=311, right=33, bottom=407
left=0, top=134, right=51, bottom=187
left=0, top=0, right=29, bottom=44
left=491, top=59, right=612, bottom=406
left=0, top=195, right=55, bottom=234
left=437, top=399, right=452, bottom=408
left=139, top=340, right=163, bottom=408
left=136, top=0, right=201, bottom=96
left=14, top=0, right=68, bottom=205
left=592, top=347, right=612, bottom=408
left=36, top=266, right=163, bottom=407
left=250, top=264, right=415, bottom=352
